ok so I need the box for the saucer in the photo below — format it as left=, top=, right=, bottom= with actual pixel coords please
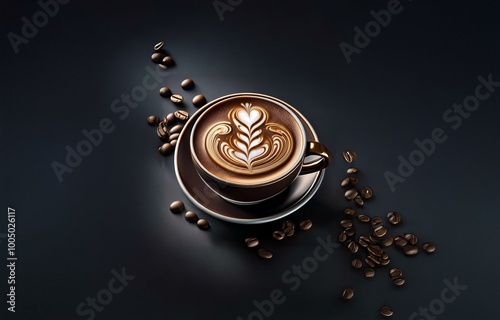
left=174, top=93, right=325, bottom=224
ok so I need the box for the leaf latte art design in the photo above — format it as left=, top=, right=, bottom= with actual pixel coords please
left=205, top=103, right=294, bottom=175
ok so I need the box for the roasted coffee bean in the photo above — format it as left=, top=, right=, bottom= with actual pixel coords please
left=357, top=214, right=371, bottom=223
left=345, top=227, right=355, bottom=237
left=344, top=208, right=356, bottom=216
left=245, top=237, right=259, bottom=248
left=381, top=252, right=389, bottom=260
left=158, top=142, right=173, bottom=156
left=342, top=150, right=356, bottom=163
left=169, top=133, right=180, bottom=141
left=351, top=258, right=363, bottom=269
left=154, top=41, right=164, bottom=51
left=284, top=226, right=295, bottom=237
left=342, top=287, right=354, bottom=300
left=365, top=268, right=375, bottom=278
left=147, top=115, right=159, bottom=126
left=159, top=63, right=168, bottom=70
left=406, top=233, right=418, bottom=245
left=389, top=268, right=403, bottom=278
left=403, top=245, right=419, bottom=256
left=174, top=110, right=189, bottom=121
left=151, top=52, right=164, bottom=63
left=197, top=218, right=210, bottom=230
left=358, top=238, right=368, bottom=248
left=354, top=195, right=364, bottom=206
left=159, top=86, right=171, bottom=97
left=338, top=231, right=348, bottom=243
left=169, top=124, right=183, bottom=135
left=157, top=126, right=168, bottom=141
left=257, top=248, right=273, bottom=259
left=170, top=94, right=183, bottom=104
left=340, top=219, right=353, bottom=229
left=422, top=242, right=436, bottom=253
left=394, top=236, right=407, bottom=247
left=341, top=176, right=359, bottom=188
left=392, top=277, right=405, bottom=286
left=360, top=186, right=373, bottom=199
left=347, top=241, right=359, bottom=253
left=181, top=78, right=194, bottom=90
left=381, top=237, right=393, bottom=247
left=273, top=230, right=285, bottom=240
left=362, top=235, right=375, bottom=244
left=345, top=188, right=358, bottom=200
left=184, top=210, right=198, bottom=222
left=170, top=140, right=177, bottom=147
left=371, top=216, right=382, bottom=226
left=282, top=220, right=294, bottom=230
left=166, top=112, right=176, bottom=122
left=373, top=225, right=388, bottom=237
left=365, top=257, right=375, bottom=268
left=387, top=211, right=401, bottom=225
left=369, top=235, right=379, bottom=244
left=192, top=94, right=207, bottom=107
left=299, top=219, right=313, bottom=230
left=380, top=258, right=390, bottom=266
left=169, top=200, right=184, bottom=213
left=347, top=167, right=358, bottom=174
left=368, top=244, right=383, bottom=257
left=380, top=306, right=393, bottom=317
left=162, top=56, right=174, bottom=66
left=367, top=254, right=381, bottom=265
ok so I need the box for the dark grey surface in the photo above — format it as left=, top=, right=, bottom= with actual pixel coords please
left=1, top=1, right=499, bottom=319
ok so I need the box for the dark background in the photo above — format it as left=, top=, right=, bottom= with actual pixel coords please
left=1, top=1, right=500, bottom=319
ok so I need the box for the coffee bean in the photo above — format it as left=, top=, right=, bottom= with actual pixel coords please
left=365, top=268, right=375, bottom=278
left=184, top=210, right=198, bottom=222
left=197, top=219, right=210, bottom=230
left=373, top=225, right=388, bottom=237
left=340, top=219, right=353, bottom=229
left=273, top=230, right=285, bottom=240
left=159, top=86, right=171, bottom=97
left=357, top=214, right=371, bottom=223
left=342, top=150, right=356, bottom=163
left=282, top=220, right=294, bottom=230
left=365, top=257, right=375, bottom=268
left=371, top=216, right=382, bottom=226
left=368, top=244, right=383, bottom=257
left=342, top=287, right=354, bottom=300
left=403, top=245, right=419, bottom=256
left=257, top=248, right=273, bottom=259
left=170, top=140, right=177, bottom=147
left=169, top=200, right=184, bottom=213
left=381, top=252, right=389, bottom=260
left=284, top=226, right=295, bottom=237
left=154, top=41, right=164, bottom=51
left=354, top=195, right=364, bottom=206
left=394, top=236, right=407, bottom=247
left=157, top=125, right=168, bottom=141
left=422, top=242, right=436, bottom=253
left=380, top=258, right=390, bottom=266
left=147, top=115, right=159, bottom=126
left=392, top=277, right=405, bottom=286
left=347, top=167, right=358, bottom=174
left=361, top=235, right=375, bottom=244
left=406, top=233, right=418, bottom=245
left=341, top=176, right=358, bottom=188
left=381, top=237, right=393, bottom=247
left=181, top=78, right=194, bottom=90
left=159, top=64, right=168, bottom=70
left=162, top=56, right=174, bottom=66
left=367, top=254, right=381, bottom=265
left=358, top=238, right=368, bottom=248
left=192, top=94, right=207, bottom=107
left=387, top=211, right=401, bottom=225
left=170, top=94, right=183, bottom=104
left=158, top=142, right=173, bottom=156
left=389, top=268, right=403, bottom=278
left=338, top=232, right=348, bottom=243
left=169, top=124, right=183, bottom=135
left=369, top=235, right=379, bottom=244
left=151, top=52, right=164, bottom=63
left=299, top=219, right=313, bottom=230
left=380, top=306, right=393, bottom=317
left=174, top=110, right=189, bottom=121
left=347, top=241, right=359, bottom=253
left=360, top=186, right=373, bottom=199
left=245, top=237, right=259, bottom=248
left=345, top=188, right=358, bottom=200
left=351, top=258, right=363, bottom=269
left=345, top=227, right=355, bottom=237
left=166, top=112, right=176, bottom=123
left=169, top=133, right=180, bottom=141
left=344, top=208, right=356, bottom=216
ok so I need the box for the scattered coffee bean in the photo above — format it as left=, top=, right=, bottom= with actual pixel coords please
left=282, top=220, right=294, bottom=230
left=381, top=252, right=389, bottom=260
left=345, top=188, right=358, bottom=200
left=174, top=110, right=189, bottom=121
left=369, top=235, right=379, bottom=244
left=245, top=237, right=259, bottom=248
left=169, top=133, right=180, bottom=142
left=360, top=235, right=374, bottom=244
left=344, top=208, right=356, bottom=216
left=387, top=211, right=401, bottom=225
left=159, top=86, right=172, bottom=97
left=159, top=64, right=168, bottom=70
left=422, top=242, right=436, bottom=253
left=403, top=245, right=419, bottom=256
left=340, top=219, right=353, bottom=229
left=365, top=257, right=375, bottom=268
left=147, top=115, right=159, bottom=126
left=368, top=244, right=383, bottom=257
left=380, top=306, right=393, bottom=317
left=394, top=236, right=408, bottom=247
left=357, top=214, right=371, bottom=223
left=284, top=226, right=295, bottom=237
left=381, top=237, right=394, bottom=247
left=338, top=232, right=348, bottom=243
left=162, top=56, right=174, bottom=66
left=184, top=210, right=198, bottom=222
left=299, top=219, right=313, bottom=230
left=157, top=125, right=168, bottom=141
left=169, top=124, right=183, bottom=135
left=151, top=52, right=164, bottom=63
left=354, top=195, right=364, bottom=206
left=257, top=248, right=273, bottom=259
left=367, top=255, right=380, bottom=266
left=345, top=227, right=355, bottom=237
left=380, top=257, right=390, bottom=266
left=154, top=41, right=164, bottom=51
left=170, top=94, right=183, bottom=104
left=371, top=216, right=382, bottom=226
left=342, top=150, right=356, bottom=163
left=273, top=230, right=285, bottom=240
left=347, top=167, right=358, bottom=174
left=197, top=219, right=210, bottom=230
left=340, top=176, right=359, bottom=188
left=342, top=287, right=354, bottom=300
left=365, top=268, right=375, bottom=278
left=373, top=225, right=388, bottom=237
left=392, top=277, right=405, bottom=286
left=166, top=112, right=176, bottom=122
left=389, top=268, right=403, bottom=278
left=406, top=233, right=418, bottom=245
left=360, top=186, right=373, bottom=199
left=347, top=241, right=359, bottom=253
left=170, top=140, right=177, bottom=147
left=158, top=142, right=173, bottom=156
left=351, top=258, right=363, bottom=269
left=192, top=94, right=207, bottom=107
left=181, top=78, right=194, bottom=90
left=169, top=200, right=184, bottom=213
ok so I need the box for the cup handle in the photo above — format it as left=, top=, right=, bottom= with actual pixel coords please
left=299, top=141, right=332, bottom=175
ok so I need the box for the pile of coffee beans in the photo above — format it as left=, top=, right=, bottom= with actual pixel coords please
left=338, top=150, right=436, bottom=317
left=169, top=200, right=210, bottom=230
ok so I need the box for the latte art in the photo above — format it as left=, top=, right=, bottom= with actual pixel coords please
left=205, top=103, right=294, bottom=175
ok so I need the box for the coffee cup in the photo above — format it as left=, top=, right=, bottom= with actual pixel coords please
left=190, top=93, right=331, bottom=205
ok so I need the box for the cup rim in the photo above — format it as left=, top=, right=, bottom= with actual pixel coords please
left=190, top=93, right=307, bottom=188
